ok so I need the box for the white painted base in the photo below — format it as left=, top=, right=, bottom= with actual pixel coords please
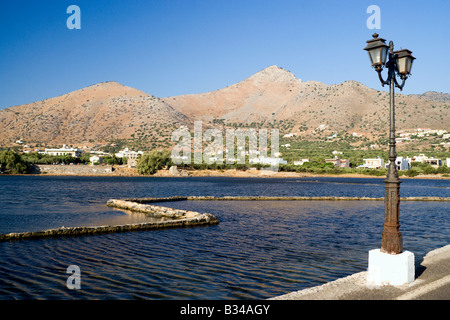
left=367, top=249, right=415, bottom=286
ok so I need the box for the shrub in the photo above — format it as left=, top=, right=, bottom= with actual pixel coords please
left=422, top=166, right=437, bottom=175
left=137, top=150, right=172, bottom=175
left=404, top=169, right=419, bottom=177
left=0, top=150, right=29, bottom=174
left=436, top=166, right=450, bottom=174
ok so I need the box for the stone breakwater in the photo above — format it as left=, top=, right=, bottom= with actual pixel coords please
left=120, top=196, right=189, bottom=204
left=186, top=196, right=450, bottom=201
left=0, top=198, right=219, bottom=241
left=120, top=196, right=450, bottom=202
left=1, top=195, right=447, bottom=241
left=106, top=198, right=216, bottom=220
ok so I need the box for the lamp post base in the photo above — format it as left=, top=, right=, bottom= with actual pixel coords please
left=367, top=249, right=415, bottom=286
left=381, top=228, right=403, bottom=255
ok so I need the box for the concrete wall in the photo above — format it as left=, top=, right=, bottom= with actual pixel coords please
left=32, top=164, right=113, bottom=175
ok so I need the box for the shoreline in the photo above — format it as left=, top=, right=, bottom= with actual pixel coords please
left=270, top=244, right=450, bottom=300
left=5, top=167, right=449, bottom=180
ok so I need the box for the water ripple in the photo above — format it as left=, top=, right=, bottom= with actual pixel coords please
left=0, top=176, right=448, bottom=299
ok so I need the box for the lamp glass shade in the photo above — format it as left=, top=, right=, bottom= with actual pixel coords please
left=395, top=49, right=415, bottom=75
left=368, top=45, right=388, bottom=67
left=364, top=34, right=389, bottom=67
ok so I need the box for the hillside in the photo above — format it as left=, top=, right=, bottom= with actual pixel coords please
left=162, top=65, right=303, bottom=123
left=415, top=91, right=450, bottom=102
left=163, top=66, right=450, bottom=141
left=0, top=66, right=448, bottom=151
left=0, top=81, right=189, bottom=147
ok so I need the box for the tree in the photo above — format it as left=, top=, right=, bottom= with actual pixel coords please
left=404, top=169, right=419, bottom=177
left=137, top=150, right=172, bottom=175
left=0, top=150, right=29, bottom=174
left=103, top=155, right=123, bottom=165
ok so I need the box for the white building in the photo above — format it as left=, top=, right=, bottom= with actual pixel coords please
left=115, top=148, right=143, bottom=159
left=261, top=157, right=287, bottom=166
left=397, top=157, right=411, bottom=170
left=412, top=154, right=442, bottom=168
left=115, top=148, right=144, bottom=168
left=396, top=137, right=410, bottom=144
left=361, top=157, right=385, bottom=169
left=283, top=133, right=297, bottom=138
left=294, top=159, right=310, bottom=166
left=89, top=155, right=103, bottom=165
left=90, top=150, right=112, bottom=157
left=171, top=155, right=190, bottom=164
left=274, top=152, right=282, bottom=157
left=425, top=158, right=442, bottom=168
left=411, top=154, right=428, bottom=163
left=44, top=145, right=82, bottom=157
left=327, top=133, right=338, bottom=139
left=326, top=158, right=350, bottom=168
left=249, top=157, right=287, bottom=166
left=390, top=156, right=411, bottom=171
left=207, top=156, right=222, bottom=164
left=225, top=157, right=238, bottom=163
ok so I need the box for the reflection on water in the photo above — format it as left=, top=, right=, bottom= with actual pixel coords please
left=0, top=176, right=448, bottom=299
left=0, top=203, right=166, bottom=234
left=88, top=208, right=171, bottom=227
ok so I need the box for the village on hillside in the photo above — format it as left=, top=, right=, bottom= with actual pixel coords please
left=2, top=125, right=449, bottom=177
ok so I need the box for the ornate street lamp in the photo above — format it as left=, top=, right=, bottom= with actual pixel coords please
left=363, top=33, right=389, bottom=68
left=364, top=33, right=415, bottom=255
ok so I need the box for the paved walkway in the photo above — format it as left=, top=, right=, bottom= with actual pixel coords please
left=271, top=244, right=450, bottom=300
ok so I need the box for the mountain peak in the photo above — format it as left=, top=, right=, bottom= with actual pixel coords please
left=86, top=81, right=134, bottom=91
left=248, top=65, right=300, bottom=84
left=73, top=81, right=148, bottom=98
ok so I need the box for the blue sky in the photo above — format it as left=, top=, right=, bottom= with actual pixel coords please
left=0, top=0, right=449, bottom=109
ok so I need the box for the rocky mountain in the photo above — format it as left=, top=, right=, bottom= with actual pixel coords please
left=0, top=81, right=189, bottom=146
left=162, top=65, right=303, bottom=123
left=163, top=66, right=449, bottom=140
left=414, top=91, right=450, bottom=102
left=0, top=66, right=448, bottom=149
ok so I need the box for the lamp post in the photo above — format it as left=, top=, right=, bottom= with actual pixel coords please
left=364, top=33, right=415, bottom=255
